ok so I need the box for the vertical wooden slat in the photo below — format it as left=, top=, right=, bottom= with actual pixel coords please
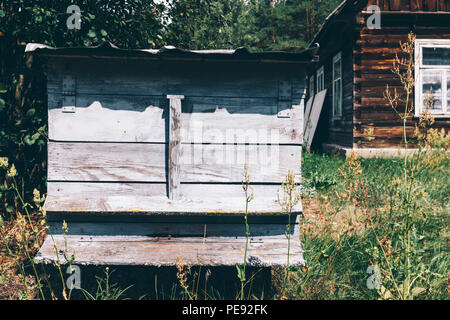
left=62, top=74, right=76, bottom=112
left=167, top=95, right=184, bottom=200
left=411, top=0, right=423, bottom=10
left=390, top=0, right=403, bottom=10
left=423, top=0, right=436, bottom=11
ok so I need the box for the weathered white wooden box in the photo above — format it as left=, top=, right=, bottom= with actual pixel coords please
left=26, top=43, right=314, bottom=266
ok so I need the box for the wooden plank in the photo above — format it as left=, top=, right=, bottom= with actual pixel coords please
left=49, top=96, right=303, bottom=144
left=303, top=96, right=314, bottom=136
left=167, top=95, right=183, bottom=200
left=47, top=142, right=301, bottom=183
left=167, top=79, right=278, bottom=98
left=304, top=89, right=327, bottom=149
left=44, top=182, right=303, bottom=214
left=182, top=105, right=303, bottom=144
left=47, top=142, right=166, bottom=182
left=48, top=100, right=167, bottom=143
left=390, top=0, right=403, bottom=10
left=47, top=221, right=297, bottom=237
left=75, top=76, right=167, bottom=96
left=423, top=0, right=437, bottom=11
left=410, top=0, right=423, bottom=11
left=181, top=144, right=301, bottom=183
left=34, top=233, right=305, bottom=266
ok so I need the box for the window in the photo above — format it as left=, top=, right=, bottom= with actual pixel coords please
left=415, top=39, right=450, bottom=117
left=332, top=52, right=342, bottom=118
left=317, top=66, right=324, bottom=92
left=309, top=74, right=315, bottom=97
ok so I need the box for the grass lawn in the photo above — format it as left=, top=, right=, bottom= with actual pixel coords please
left=274, top=151, right=449, bottom=300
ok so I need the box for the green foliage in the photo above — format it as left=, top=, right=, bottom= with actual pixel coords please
left=288, top=151, right=449, bottom=300
left=0, top=0, right=166, bottom=212
left=82, top=268, right=132, bottom=300
left=163, top=0, right=341, bottom=51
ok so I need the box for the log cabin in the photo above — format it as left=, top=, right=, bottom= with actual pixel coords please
left=25, top=42, right=318, bottom=267
left=306, top=0, right=450, bottom=157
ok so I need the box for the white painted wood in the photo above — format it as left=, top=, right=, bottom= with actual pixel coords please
left=48, top=99, right=303, bottom=144
left=47, top=142, right=301, bottom=183
left=44, top=182, right=303, bottom=214
left=48, top=101, right=166, bottom=142
left=304, top=89, right=327, bottom=149
left=182, top=106, right=303, bottom=144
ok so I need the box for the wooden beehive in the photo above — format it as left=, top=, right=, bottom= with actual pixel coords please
left=27, top=43, right=315, bottom=266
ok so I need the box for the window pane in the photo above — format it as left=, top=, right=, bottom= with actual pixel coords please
left=317, top=73, right=324, bottom=92
left=333, top=79, right=342, bottom=116
left=333, top=60, right=341, bottom=79
left=337, top=79, right=342, bottom=115
left=422, top=70, right=442, bottom=110
left=447, top=71, right=450, bottom=110
left=423, top=47, right=450, bottom=65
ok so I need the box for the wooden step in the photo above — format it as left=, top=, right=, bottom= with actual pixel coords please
left=34, top=233, right=304, bottom=267
left=36, top=212, right=303, bottom=266
left=44, top=182, right=303, bottom=216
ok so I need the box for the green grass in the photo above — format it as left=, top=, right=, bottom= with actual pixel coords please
left=1, top=150, right=448, bottom=300
left=281, top=151, right=449, bottom=300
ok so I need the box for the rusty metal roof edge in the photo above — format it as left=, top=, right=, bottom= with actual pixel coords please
left=25, top=41, right=317, bottom=63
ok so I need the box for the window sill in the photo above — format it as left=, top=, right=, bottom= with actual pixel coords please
left=414, top=113, right=450, bottom=119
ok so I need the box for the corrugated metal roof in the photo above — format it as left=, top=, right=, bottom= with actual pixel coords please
left=25, top=41, right=319, bottom=63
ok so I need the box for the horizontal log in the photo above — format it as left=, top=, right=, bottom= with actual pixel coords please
left=354, top=126, right=416, bottom=138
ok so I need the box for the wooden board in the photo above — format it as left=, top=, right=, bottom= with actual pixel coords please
left=47, top=220, right=298, bottom=237
left=48, top=100, right=167, bottom=142
left=44, top=182, right=303, bottom=214
left=48, top=99, right=303, bottom=144
left=304, top=89, right=327, bottom=149
left=34, top=233, right=305, bottom=267
left=168, top=95, right=183, bottom=200
left=47, top=142, right=301, bottom=183
left=303, top=96, right=314, bottom=136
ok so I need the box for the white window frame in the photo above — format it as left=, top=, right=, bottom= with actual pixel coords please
left=309, top=74, right=315, bottom=97
left=332, top=52, right=342, bottom=118
left=415, top=39, right=450, bottom=117
left=317, top=65, right=324, bottom=92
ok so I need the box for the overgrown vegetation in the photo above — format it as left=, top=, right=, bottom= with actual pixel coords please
left=276, top=33, right=449, bottom=300
left=0, top=2, right=449, bottom=300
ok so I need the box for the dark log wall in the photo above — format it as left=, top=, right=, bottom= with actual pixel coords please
left=354, top=7, right=450, bottom=148
left=367, top=0, right=450, bottom=11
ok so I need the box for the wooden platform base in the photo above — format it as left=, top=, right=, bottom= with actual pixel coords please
left=36, top=203, right=304, bottom=267
left=35, top=233, right=305, bottom=267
